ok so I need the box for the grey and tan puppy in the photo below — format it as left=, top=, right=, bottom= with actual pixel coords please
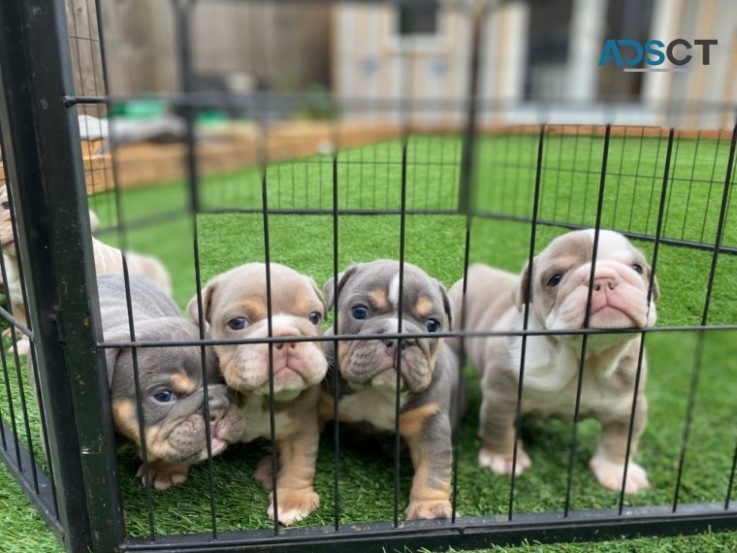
left=100, top=273, right=244, bottom=490
left=449, top=229, right=658, bottom=494
left=321, top=260, right=464, bottom=520
left=1, top=186, right=172, bottom=354
left=187, top=263, right=328, bottom=526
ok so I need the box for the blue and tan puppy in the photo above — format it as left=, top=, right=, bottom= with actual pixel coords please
left=100, top=274, right=243, bottom=490
left=320, top=260, right=465, bottom=520
left=188, top=263, right=328, bottom=526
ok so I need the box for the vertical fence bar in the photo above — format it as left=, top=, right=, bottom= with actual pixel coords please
left=174, top=0, right=220, bottom=537
left=674, top=122, right=737, bottom=511
left=0, top=0, right=124, bottom=550
left=617, top=129, right=674, bottom=514
left=508, top=125, right=546, bottom=520
left=562, top=125, right=611, bottom=517
left=454, top=0, right=488, bottom=521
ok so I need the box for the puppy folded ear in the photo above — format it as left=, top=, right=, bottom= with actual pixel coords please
left=648, top=272, right=660, bottom=302
left=323, top=265, right=358, bottom=310
left=187, top=279, right=217, bottom=328
left=438, top=281, right=453, bottom=331
left=513, top=260, right=532, bottom=311
left=309, top=278, right=328, bottom=315
left=101, top=326, right=133, bottom=387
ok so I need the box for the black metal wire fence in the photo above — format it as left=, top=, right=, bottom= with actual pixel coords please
left=0, top=0, right=736, bottom=552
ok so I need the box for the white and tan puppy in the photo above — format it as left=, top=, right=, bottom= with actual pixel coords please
left=0, top=186, right=171, bottom=353
left=188, top=263, right=328, bottom=526
left=449, top=229, right=658, bottom=494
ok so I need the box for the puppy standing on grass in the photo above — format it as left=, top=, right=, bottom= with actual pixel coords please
left=100, top=273, right=244, bottom=490
left=0, top=186, right=172, bottom=353
left=321, top=260, right=465, bottom=520
left=449, top=229, right=658, bottom=494
left=188, top=263, right=328, bottom=526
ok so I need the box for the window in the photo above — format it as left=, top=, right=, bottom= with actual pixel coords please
left=397, top=4, right=438, bottom=35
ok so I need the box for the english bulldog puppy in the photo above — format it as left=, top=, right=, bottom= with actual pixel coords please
left=321, top=260, right=465, bottom=520
left=0, top=186, right=172, bottom=353
left=187, top=263, right=328, bottom=526
left=449, top=229, right=658, bottom=494
left=100, top=273, right=243, bottom=490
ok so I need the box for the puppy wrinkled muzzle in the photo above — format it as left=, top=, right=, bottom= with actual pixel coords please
left=341, top=330, right=435, bottom=393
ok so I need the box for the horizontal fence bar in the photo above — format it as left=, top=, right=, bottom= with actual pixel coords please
left=0, top=305, right=34, bottom=338
left=98, top=322, right=737, bottom=349
left=119, top=502, right=737, bottom=553
left=64, top=93, right=737, bottom=115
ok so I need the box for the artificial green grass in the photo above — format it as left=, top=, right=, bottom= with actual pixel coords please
left=2, top=132, right=737, bottom=551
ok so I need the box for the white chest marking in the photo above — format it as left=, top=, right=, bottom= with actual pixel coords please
left=388, top=273, right=400, bottom=309
left=519, top=348, right=633, bottom=419
left=337, top=387, right=407, bottom=431
left=238, top=395, right=293, bottom=443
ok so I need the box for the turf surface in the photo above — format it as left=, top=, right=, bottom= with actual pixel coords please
left=2, top=131, right=737, bottom=551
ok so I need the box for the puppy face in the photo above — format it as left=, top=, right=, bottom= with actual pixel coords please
left=107, top=318, right=244, bottom=466
left=325, top=260, right=452, bottom=394
left=517, top=230, right=659, bottom=333
left=189, top=263, right=328, bottom=399
left=0, top=187, right=16, bottom=254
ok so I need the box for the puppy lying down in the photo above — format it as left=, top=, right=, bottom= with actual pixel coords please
left=450, top=230, right=658, bottom=494
left=0, top=186, right=171, bottom=353
left=100, top=273, right=243, bottom=490
left=189, top=263, right=328, bottom=525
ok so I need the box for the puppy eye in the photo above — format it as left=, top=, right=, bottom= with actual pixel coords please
left=153, top=390, right=176, bottom=403
left=1, top=202, right=9, bottom=210
left=425, top=318, right=440, bottom=333
left=307, top=311, right=322, bottom=324
left=631, top=263, right=644, bottom=274
left=227, top=317, right=248, bottom=331
left=351, top=305, right=369, bottom=320
left=547, top=274, right=563, bottom=287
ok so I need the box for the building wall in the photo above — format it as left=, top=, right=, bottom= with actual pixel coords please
left=332, top=2, right=471, bottom=127
left=92, top=0, right=330, bottom=96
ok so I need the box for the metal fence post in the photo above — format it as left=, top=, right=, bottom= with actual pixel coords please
left=0, top=0, right=125, bottom=551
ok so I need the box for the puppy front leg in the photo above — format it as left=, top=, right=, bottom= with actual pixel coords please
left=3, top=302, right=30, bottom=354
left=401, top=407, right=453, bottom=520
left=589, top=395, right=649, bottom=494
left=267, top=412, right=321, bottom=526
left=478, top=381, right=531, bottom=477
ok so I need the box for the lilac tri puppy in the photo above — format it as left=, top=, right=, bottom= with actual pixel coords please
left=100, top=273, right=243, bottom=490
left=449, top=230, right=658, bottom=494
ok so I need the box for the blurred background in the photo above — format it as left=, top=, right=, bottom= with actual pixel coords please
left=85, top=0, right=737, bottom=126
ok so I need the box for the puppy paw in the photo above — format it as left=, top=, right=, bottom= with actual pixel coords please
left=267, top=489, right=320, bottom=526
left=405, top=499, right=452, bottom=520
left=589, top=454, right=650, bottom=494
left=3, top=329, right=29, bottom=355
left=15, top=338, right=30, bottom=355
left=478, top=446, right=532, bottom=476
left=252, top=456, right=274, bottom=491
left=137, top=463, right=190, bottom=490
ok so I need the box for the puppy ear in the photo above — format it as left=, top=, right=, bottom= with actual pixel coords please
left=309, top=278, right=328, bottom=315
left=438, top=281, right=453, bottom=331
left=649, top=272, right=660, bottom=302
left=323, top=265, right=358, bottom=310
left=187, top=280, right=217, bottom=326
left=513, top=260, right=532, bottom=311
left=101, top=326, right=132, bottom=386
